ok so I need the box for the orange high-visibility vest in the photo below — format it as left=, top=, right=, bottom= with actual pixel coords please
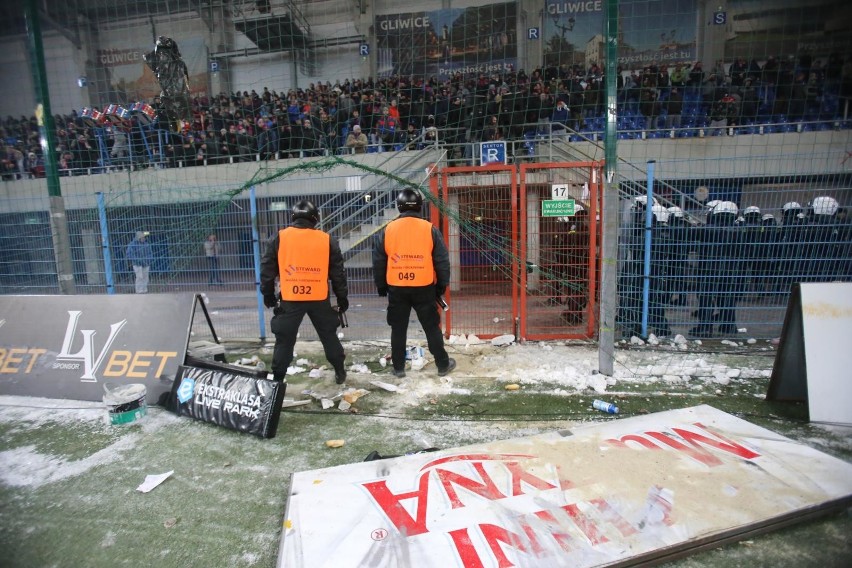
left=384, top=217, right=435, bottom=286
left=277, top=227, right=330, bottom=301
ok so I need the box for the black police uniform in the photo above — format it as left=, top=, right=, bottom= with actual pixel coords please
left=372, top=210, right=452, bottom=375
left=260, top=217, right=348, bottom=383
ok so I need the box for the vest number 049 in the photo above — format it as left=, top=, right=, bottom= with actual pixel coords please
left=397, top=272, right=416, bottom=281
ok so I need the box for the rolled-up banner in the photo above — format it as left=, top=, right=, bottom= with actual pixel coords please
left=172, top=362, right=285, bottom=439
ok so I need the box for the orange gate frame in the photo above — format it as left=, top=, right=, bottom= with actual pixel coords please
left=429, top=161, right=601, bottom=341
left=518, top=161, right=603, bottom=340
left=430, top=163, right=518, bottom=339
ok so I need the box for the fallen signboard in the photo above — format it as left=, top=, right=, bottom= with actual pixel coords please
left=278, top=405, right=852, bottom=567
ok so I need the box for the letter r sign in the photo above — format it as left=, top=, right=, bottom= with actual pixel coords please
left=528, top=27, right=539, bottom=40
left=360, top=44, right=370, bottom=56
left=480, top=142, right=506, bottom=165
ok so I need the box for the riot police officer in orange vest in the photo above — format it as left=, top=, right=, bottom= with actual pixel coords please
left=261, top=199, right=349, bottom=384
left=373, top=188, right=455, bottom=378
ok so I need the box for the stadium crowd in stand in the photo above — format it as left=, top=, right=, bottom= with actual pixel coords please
left=2, top=52, right=851, bottom=179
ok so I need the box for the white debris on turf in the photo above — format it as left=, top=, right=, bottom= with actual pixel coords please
left=286, top=365, right=307, bottom=375
left=370, top=380, right=399, bottom=392
left=721, top=340, right=739, bottom=347
left=490, top=334, right=515, bottom=347
left=647, top=334, right=660, bottom=346
left=630, top=336, right=645, bottom=345
left=308, top=368, right=323, bottom=378
left=349, top=363, right=371, bottom=374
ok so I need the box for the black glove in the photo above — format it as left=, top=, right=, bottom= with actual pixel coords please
left=435, top=284, right=446, bottom=297
left=337, top=296, right=349, bottom=313
left=263, top=294, right=278, bottom=308
left=377, top=286, right=388, bottom=297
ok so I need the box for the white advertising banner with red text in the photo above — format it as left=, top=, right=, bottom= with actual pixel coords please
left=278, top=405, right=852, bottom=567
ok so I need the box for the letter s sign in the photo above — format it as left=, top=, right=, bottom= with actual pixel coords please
left=713, top=11, right=726, bottom=25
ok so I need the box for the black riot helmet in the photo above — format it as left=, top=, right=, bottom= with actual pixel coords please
left=292, top=199, right=320, bottom=224
left=396, top=188, right=423, bottom=212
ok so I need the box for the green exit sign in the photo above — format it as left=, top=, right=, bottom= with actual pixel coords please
left=541, top=199, right=575, bottom=216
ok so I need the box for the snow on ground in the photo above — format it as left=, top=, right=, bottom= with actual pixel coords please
left=0, top=397, right=181, bottom=488
left=0, top=338, right=779, bottom=490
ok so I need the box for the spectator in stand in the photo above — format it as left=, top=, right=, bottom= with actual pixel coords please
left=550, top=98, right=570, bottom=136
left=482, top=115, right=503, bottom=141
left=729, top=57, right=748, bottom=89
left=444, top=95, right=467, bottom=156
left=278, top=120, right=297, bottom=159
left=300, top=117, right=323, bottom=156
left=27, top=151, right=45, bottom=178
left=403, top=122, right=421, bottom=150
left=423, top=114, right=439, bottom=145
left=709, top=93, right=739, bottom=133
left=257, top=117, right=279, bottom=159
left=665, top=86, right=684, bottom=130
left=58, top=149, right=75, bottom=176
left=687, top=60, right=705, bottom=98
left=345, top=124, right=368, bottom=154
left=655, top=64, right=671, bottom=100
left=373, top=106, right=401, bottom=149
left=2, top=145, right=20, bottom=180
left=388, top=99, right=401, bottom=121
left=670, top=62, right=689, bottom=89
left=787, top=71, right=808, bottom=120
left=639, top=80, right=660, bottom=129
left=318, top=108, right=337, bottom=152
left=110, top=128, right=129, bottom=163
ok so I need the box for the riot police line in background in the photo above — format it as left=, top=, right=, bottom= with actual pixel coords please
left=615, top=193, right=849, bottom=339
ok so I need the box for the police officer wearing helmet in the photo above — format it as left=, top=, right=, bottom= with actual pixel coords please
left=666, top=206, right=691, bottom=306
left=260, top=199, right=349, bottom=384
left=372, top=188, right=455, bottom=378
left=778, top=201, right=807, bottom=293
left=690, top=201, right=742, bottom=338
left=741, top=206, right=763, bottom=295
left=806, top=196, right=844, bottom=282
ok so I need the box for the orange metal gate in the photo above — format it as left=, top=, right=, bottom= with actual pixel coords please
left=432, top=164, right=518, bottom=339
left=431, top=161, right=601, bottom=341
left=519, top=162, right=602, bottom=340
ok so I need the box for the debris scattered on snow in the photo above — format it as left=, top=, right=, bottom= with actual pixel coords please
left=491, top=334, right=515, bottom=347
left=136, top=470, right=174, bottom=493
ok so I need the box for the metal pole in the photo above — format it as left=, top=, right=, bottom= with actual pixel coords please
left=598, top=0, right=619, bottom=375
left=641, top=161, right=656, bottom=337
left=96, top=192, right=115, bottom=294
left=250, top=186, right=267, bottom=340
left=25, top=0, right=76, bottom=294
